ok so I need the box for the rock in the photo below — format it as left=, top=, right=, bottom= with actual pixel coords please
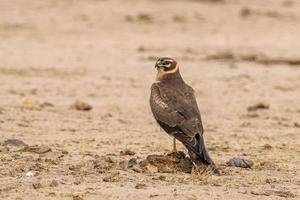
left=172, top=15, right=186, bottom=23
left=48, top=192, right=56, bottom=197
left=32, top=182, right=42, bottom=189
left=73, top=195, right=84, bottom=200
left=25, top=171, right=34, bottom=177
left=137, top=46, right=146, bottom=52
left=49, top=180, right=58, bottom=187
left=120, top=149, right=136, bottom=156
left=128, top=158, right=137, bottom=168
left=131, top=166, right=142, bottom=173
left=70, top=101, right=92, bottom=111
left=68, top=165, right=77, bottom=171
left=74, top=178, right=82, bottom=185
left=43, top=151, right=64, bottom=164
left=263, top=144, right=272, bottom=150
left=294, top=122, right=300, bottom=128
left=265, top=178, right=277, bottom=184
left=22, top=145, right=51, bottom=154
left=93, top=156, right=116, bottom=173
left=247, top=103, right=269, bottom=111
left=4, top=139, right=27, bottom=147
left=240, top=7, right=252, bottom=18
left=125, top=13, right=153, bottom=23
left=103, top=172, right=120, bottom=182
left=226, top=158, right=254, bottom=168
left=135, top=183, right=147, bottom=189
left=40, top=102, right=54, bottom=108
left=119, top=160, right=128, bottom=170
left=152, top=175, right=166, bottom=181
left=137, top=13, right=152, bottom=22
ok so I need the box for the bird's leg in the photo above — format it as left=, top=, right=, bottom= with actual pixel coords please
left=173, top=137, right=177, bottom=152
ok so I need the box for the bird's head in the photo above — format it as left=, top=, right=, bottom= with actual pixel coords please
left=155, top=57, right=178, bottom=72
left=155, top=57, right=181, bottom=81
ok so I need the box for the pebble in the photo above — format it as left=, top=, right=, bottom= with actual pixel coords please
left=226, top=158, right=254, bottom=168
left=70, top=101, right=92, bottom=111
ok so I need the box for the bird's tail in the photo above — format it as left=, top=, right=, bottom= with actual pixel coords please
left=188, top=135, right=214, bottom=165
left=174, top=133, right=218, bottom=173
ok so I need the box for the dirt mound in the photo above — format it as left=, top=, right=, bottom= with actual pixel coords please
left=139, top=151, right=194, bottom=173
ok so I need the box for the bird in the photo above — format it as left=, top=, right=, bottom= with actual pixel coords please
left=150, top=57, right=217, bottom=171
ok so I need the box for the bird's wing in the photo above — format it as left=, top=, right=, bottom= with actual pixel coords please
left=150, top=83, right=203, bottom=138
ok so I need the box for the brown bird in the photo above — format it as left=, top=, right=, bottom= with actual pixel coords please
left=150, top=57, right=216, bottom=170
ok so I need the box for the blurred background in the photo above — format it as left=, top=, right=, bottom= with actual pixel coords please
left=0, top=0, right=299, bottom=199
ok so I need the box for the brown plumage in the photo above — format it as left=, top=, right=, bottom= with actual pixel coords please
left=150, top=57, right=217, bottom=170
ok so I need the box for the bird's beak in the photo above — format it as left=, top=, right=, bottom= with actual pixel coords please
left=155, top=60, right=161, bottom=69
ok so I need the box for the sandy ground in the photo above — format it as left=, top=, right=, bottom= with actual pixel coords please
left=0, top=0, right=300, bottom=199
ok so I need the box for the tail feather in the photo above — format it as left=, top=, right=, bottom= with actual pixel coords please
left=195, top=133, right=210, bottom=162
left=173, top=132, right=214, bottom=166
left=173, top=132, right=220, bottom=174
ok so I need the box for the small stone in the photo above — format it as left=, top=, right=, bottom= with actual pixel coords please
left=131, top=166, right=142, bottom=173
left=4, top=139, right=27, bottom=147
left=25, top=171, right=34, bottom=177
left=137, top=13, right=152, bottom=23
left=32, top=182, right=42, bottom=189
left=265, top=178, right=278, bottom=184
left=69, top=165, right=76, bottom=170
left=266, top=178, right=273, bottom=184
left=48, top=192, right=56, bottom=196
left=263, top=144, right=272, bottom=150
left=248, top=103, right=269, bottom=111
left=128, top=158, right=137, bottom=168
left=135, top=183, right=147, bottom=189
left=40, top=102, right=54, bottom=108
left=61, top=150, right=69, bottom=154
left=119, top=160, right=128, bottom=170
left=103, top=172, right=120, bottom=182
left=74, top=178, right=82, bottom=185
left=120, top=149, right=136, bottom=156
left=22, top=145, right=51, bottom=154
left=152, top=175, right=166, bottom=181
left=137, top=46, right=146, bottom=52
left=240, top=7, right=252, bottom=18
left=70, top=101, right=92, bottom=111
left=294, top=122, right=300, bottom=128
left=73, top=195, right=83, bottom=200
left=226, top=158, right=254, bottom=168
left=49, top=180, right=58, bottom=187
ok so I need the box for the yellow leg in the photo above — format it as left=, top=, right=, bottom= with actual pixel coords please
left=173, top=137, right=177, bottom=152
